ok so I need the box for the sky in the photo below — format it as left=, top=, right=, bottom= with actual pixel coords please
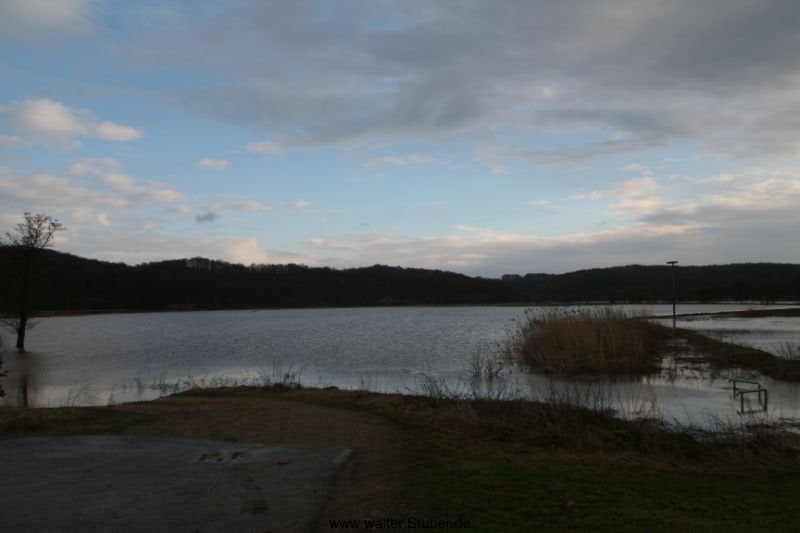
left=1, top=0, right=799, bottom=277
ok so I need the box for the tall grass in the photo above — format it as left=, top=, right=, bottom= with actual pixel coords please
left=466, top=351, right=505, bottom=381
left=774, top=341, right=800, bottom=361
left=508, top=307, right=670, bottom=375
left=364, top=381, right=800, bottom=471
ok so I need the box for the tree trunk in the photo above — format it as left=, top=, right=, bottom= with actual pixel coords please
left=21, top=374, right=28, bottom=408
left=16, top=313, right=27, bottom=352
left=16, top=253, right=31, bottom=353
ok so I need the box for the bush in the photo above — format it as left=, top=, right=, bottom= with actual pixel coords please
left=508, top=307, right=670, bottom=375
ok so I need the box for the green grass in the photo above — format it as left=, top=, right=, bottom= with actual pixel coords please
left=0, top=406, right=158, bottom=438
left=413, top=449, right=800, bottom=532
left=246, top=386, right=800, bottom=531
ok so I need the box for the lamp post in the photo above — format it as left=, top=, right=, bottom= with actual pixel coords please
left=667, top=261, right=678, bottom=328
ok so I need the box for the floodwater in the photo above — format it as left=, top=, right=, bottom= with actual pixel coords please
left=664, top=315, right=800, bottom=356
left=1, top=304, right=799, bottom=428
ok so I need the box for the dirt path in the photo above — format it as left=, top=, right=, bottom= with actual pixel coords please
left=117, top=394, right=414, bottom=529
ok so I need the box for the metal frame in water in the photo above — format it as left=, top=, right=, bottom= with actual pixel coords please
left=730, top=378, right=768, bottom=414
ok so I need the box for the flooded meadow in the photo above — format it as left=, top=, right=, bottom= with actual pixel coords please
left=2, top=304, right=799, bottom=429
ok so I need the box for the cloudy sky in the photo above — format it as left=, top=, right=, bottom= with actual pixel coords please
left=1, top=0, right=799, bottom=276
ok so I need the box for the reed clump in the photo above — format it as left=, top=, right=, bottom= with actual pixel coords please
left=509, top=307, right=670, bottom=375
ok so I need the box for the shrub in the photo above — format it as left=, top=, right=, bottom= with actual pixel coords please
left=508, top=307, right=670, bottom=375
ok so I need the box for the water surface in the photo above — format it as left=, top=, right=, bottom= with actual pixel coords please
left=2, top=304, right=799, bottom=428
left=665, top=315, right=800, bottom=356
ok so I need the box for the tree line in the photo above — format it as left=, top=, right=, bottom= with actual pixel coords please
left=2, top=248, right=799, bottom=314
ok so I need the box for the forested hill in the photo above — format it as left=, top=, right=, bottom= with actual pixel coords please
left=1, top=248, right=799, bottom=312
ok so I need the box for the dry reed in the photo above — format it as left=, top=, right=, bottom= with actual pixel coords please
left=508, top=307, right=669, bottom=375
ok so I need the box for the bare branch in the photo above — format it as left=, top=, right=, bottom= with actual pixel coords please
left=1, top=212, right=63, bottom=351
left=3, top=212, right=63, bottom=250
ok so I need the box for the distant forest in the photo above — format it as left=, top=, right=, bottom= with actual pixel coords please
left=1, top=248, right=799, bottom=312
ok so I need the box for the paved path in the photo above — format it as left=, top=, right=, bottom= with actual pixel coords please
left=0, top=435, right=352, bottom=532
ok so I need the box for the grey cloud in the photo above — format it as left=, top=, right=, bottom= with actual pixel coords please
left=119, top=1, right=800, bottom=158
left=648, top=1, right=800, bottom=86
left=309, top=206, right=800, bottom=276
left=195, top=211, right=218, bottom=223
left=0, top=0, right=95, bottom=40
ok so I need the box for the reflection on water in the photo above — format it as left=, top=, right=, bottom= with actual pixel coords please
left=1, top=304, right=799, bottom=429
left=2, top=353, right=32, bottom=408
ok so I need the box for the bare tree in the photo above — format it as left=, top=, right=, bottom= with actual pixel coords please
left=1, top=213, right=63, bottom=352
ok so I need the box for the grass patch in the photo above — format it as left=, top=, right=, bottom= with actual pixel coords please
left=775, top=340, right=800, bottom=360
left=411, top=451, right=800, bottom=532
left=507, top=307, right=671, bottom=375
left=0, top=406, right=158, bottom=438
left=182, top=385, right=799, bottom=472
left=183, top=386, right=800, bottom=531
left=679, top=329, right=800, bottom=381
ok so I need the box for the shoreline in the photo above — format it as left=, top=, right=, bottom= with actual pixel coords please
left=21, top=301, right=800, bottom=318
